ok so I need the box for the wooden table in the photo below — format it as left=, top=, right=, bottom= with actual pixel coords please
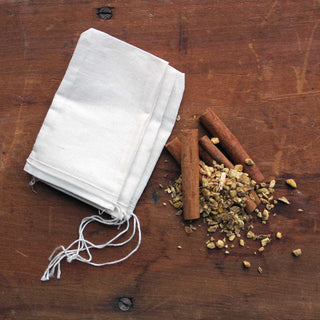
left=1, top=1, right=319, bottom=319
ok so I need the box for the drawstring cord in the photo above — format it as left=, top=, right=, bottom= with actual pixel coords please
left=41, top=210, right=141, bottom=281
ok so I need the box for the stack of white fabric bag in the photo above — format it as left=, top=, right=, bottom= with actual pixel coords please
left=24, top=28, right=185, bottom=281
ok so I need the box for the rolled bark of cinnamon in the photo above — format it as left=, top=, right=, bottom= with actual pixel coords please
left=165, top=137, right=182, bottom=164
left=199, top=145, right=215, bottom=166
left=180, top=129, right=200, bottom=220
left=166, top=137, right=203, bottom=183
left=199, top=108, right=265, bottom=183
left=199, top=135, right=234, bottom=169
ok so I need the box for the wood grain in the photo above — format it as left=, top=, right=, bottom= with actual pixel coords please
left=1, top=0, right=320, bottom=319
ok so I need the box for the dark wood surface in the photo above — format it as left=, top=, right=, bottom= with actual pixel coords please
left=1, top=1, right=320, bottom=319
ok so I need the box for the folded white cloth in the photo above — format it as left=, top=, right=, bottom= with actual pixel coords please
left=24, top=28, right=184, bottom=281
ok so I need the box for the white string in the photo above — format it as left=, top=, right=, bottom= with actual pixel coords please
left=41, top=210, right=141, bottom=281
left=29, top=176, right=38, bottom=194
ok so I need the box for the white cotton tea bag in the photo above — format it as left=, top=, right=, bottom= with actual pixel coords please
left=25, top=29, right=168, bottom=215
left=24, top=28, right=185, bottom=281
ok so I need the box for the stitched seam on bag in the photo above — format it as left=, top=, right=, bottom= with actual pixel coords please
left=26, top=157, right=117, bottom=197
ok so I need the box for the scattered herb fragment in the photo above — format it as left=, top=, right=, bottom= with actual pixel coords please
left=216, top=239, right=224, bottom=249
left=206, top=242, right=215, bottom=249
left=292, top=248, right=302, bottom=257
left=269, top=179, right=276, bottom=188
left=278, top=196, right=290, bottom=204
left=286, top=179, right=297, bottom=189
left=261, top=237, right=270, bottom=247
left=210, top=137, right=220, bottom=144
left=244, top=158, right=254, bottom=166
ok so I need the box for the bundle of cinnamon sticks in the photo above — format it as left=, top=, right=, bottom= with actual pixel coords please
left=165, top=108, right=264, bottom=221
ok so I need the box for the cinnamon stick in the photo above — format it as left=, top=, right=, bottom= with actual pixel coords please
left=165, top=137, right=181, bottom=164
left=199, top=108, right=265, bottom=183
left=199, top=135, right=234, bottom=169
left=180, top=129, right=200, bottom=220
left=199, top=145, right=215, bottom=167
left=166, top=137, right=202, bottom=183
